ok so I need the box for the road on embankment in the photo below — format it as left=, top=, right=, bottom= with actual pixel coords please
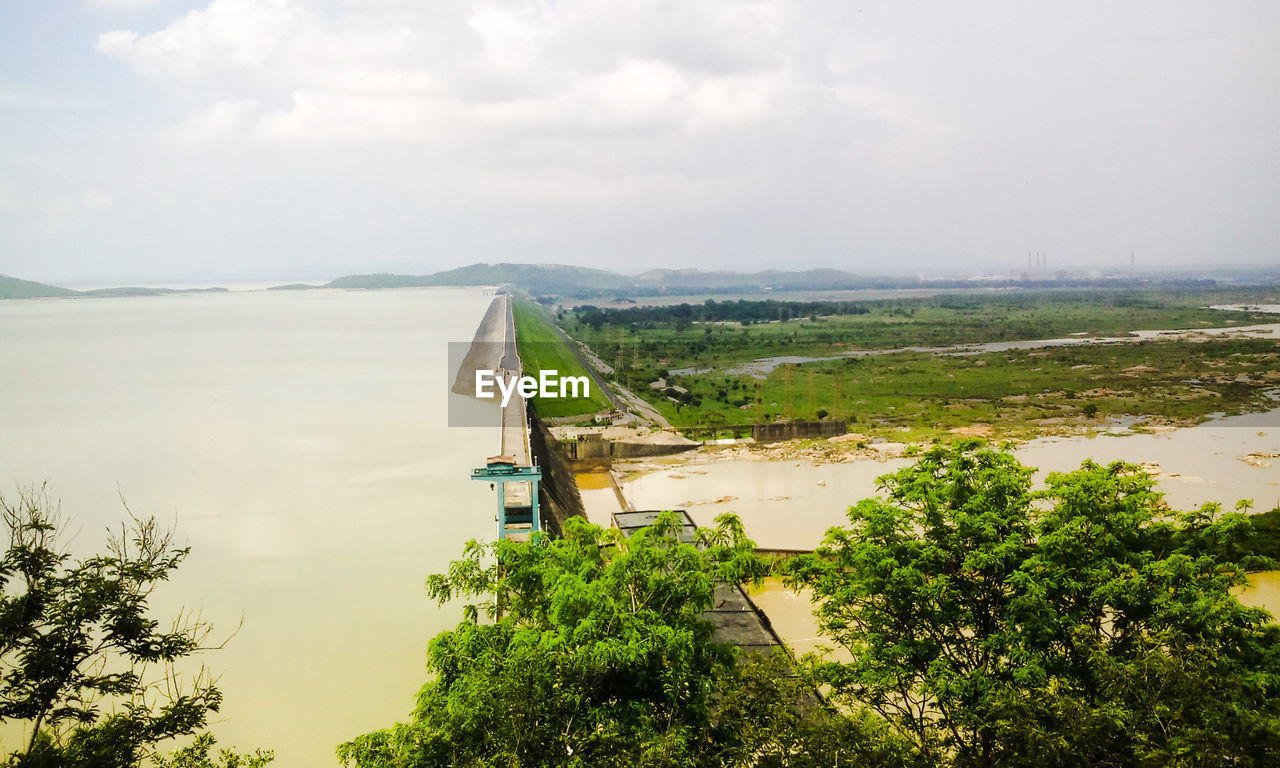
left=544, top=313, right=627, bottom=413
left=500, top=294, right=519, bottom=372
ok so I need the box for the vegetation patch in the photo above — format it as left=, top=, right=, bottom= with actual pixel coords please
left=1247, top=506, right=1280, bottom=564
left=343, top=445, right=1280, bottom=767
left=512, top=299, right=612, bottom=418
left=558, top=289, right=1280, bottom=441
left=784, top=443, right=1280, bottom=767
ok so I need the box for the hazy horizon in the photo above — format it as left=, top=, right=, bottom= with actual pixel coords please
left=2, top=2, right=1277, bottom=283
left=12, top=256, right=1280, bottom=291
left=14, top=256, right=1280, bottom=291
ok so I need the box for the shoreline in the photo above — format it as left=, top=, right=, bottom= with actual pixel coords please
left=615, top=403, right=1280, bottom=477
left=451, top=294, right=512, bottom=397
left=613, top=407, right=1280, bottom=552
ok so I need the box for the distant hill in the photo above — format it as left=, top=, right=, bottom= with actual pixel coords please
left=323, top=263, right=891, bottom=298
left=633, top=267, right=866, bottom=292
left=326, top=263, right=630, bottom=296
left=7, top=264, right=1205, bottom=303
left=0, top=275, right=238, bottom=300
left=267, top=283, right=322, bottom=291
left=80, top=286, right=229, bottom=297
left=0, top=275, right=79, bottom=299
left=427, top=262, right=629, bottom=293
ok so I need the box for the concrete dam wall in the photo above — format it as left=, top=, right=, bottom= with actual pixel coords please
left=752, top=420, right=847, bottom=443
left=561, top=433, right=700, bottom=462
left=528, top=404, right=586, bottom=535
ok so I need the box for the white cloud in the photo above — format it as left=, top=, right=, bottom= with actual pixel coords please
left=255, top=89, right=436, bottom=143
left=85, top=0, right=167, bottom=8
left=684, top=70, right=789, bottom=134
left=74, top=0, right=1280, bottom=274
left=93, top=0, right=843, bottom=150
left=573, top=58, right=692, bottom=128
left=83, top=189, right=113, bottom=209
left=467, top=1, right=547, bottom=70
left=175, top=98, right=260, bottom=144
left=832, top=84, right=955, bottom=172
left=94, top=29, right=139, bottom=57
left=0, top=87, right=38, bottom=108
left=0, top=87, right=102, bottom=110
left=96, top=0, right=312, bottom=78
left=85, top=0, right=893, bottom=225
left=0, top=184, right=17, bottom=212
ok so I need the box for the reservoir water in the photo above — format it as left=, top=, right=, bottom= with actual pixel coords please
left=0, top=288, right=498, bottom=766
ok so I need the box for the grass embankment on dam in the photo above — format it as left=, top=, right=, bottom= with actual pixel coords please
left=559, top=289, right=1280, bottom=440
left=512, top=299, right=612, bottom=419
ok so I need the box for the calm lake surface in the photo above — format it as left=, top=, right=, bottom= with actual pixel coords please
left=0, top=288, right=498, bottom=766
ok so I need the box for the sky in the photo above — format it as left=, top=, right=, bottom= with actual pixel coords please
left=1, top=0, right=1277, bottom=283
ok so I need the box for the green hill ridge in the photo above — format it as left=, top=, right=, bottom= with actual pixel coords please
left=0, top=275, right=79, bottom=299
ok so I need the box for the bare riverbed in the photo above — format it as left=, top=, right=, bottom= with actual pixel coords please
left=622, top=410, right=1280, bottom=551
left=749, top=568, right=1280, bottom=667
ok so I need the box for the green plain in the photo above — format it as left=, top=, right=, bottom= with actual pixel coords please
left=560, top=289, right=1280, bottom=440
left=512, top=299, right=612, bottom=418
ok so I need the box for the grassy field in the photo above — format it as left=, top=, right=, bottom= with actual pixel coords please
left=512, top=299, right=612, bottom=418
left=565, top=291, right=1279, bottom=370
left=558, top=288, right=1280, bottom=440
left=648, top=337, right=1279, bottom=440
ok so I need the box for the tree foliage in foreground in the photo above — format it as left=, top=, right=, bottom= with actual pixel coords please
left=152, top=733, right=273, bottom=768
left=0, top=486, right=270, bottom=767
left=787, top=441, right=1280, bottom=768
left=338, top=513, right=911, bottom=768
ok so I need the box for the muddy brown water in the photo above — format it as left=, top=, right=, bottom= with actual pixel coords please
left=0, top=288, right=500, bottom=766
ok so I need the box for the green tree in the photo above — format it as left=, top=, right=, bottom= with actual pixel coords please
left=787, top=441, right=1280, bottom=768
left=152, top=734, right=272, bottom=768
left=339, top=513, right=907, bottom=768
left=0, top=486, right=263, bottom=767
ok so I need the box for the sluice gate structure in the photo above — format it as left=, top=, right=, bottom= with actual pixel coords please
left=465, top=294, right=583, bottom=540
left=466, top=294, right=544, bottom=541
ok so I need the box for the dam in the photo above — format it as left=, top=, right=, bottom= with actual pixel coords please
left=460, top=294, right=789, bottom=658
left=459, top=294, right=543, bottom=540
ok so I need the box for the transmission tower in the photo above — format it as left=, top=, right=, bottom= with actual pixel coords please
left=783, top=364, right=793, bottom=420
left=808, top=371, right=816, bottom=419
